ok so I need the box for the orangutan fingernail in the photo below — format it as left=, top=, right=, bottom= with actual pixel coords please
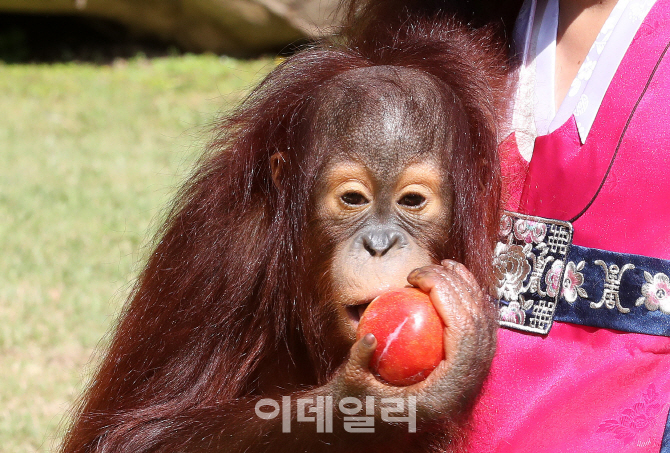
left=363, top=333, right=375, bottom=346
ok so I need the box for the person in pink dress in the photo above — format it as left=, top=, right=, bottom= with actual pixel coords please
left=469, top=0, right=670, bottom=451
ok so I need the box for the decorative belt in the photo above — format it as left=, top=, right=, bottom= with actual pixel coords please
left=495, top=211, right=670, bottom=336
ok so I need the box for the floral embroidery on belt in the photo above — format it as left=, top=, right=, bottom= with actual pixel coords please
left=544, top=260, right=564, bottom=298
left=493, top=241, right=531, bottom=302
left=494, top=213, right=573, bottom=334
left=494, top=212, right=670, bottom=336
left=636, top=271, right=670, bottom=314
left=562, top=260, right=588, bottom=303
left=513, top=218, right=547, bottom=244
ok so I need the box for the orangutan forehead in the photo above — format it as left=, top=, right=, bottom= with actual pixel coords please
left=309, top=65, right=458, bottom=169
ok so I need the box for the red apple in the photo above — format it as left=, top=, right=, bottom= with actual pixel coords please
left=356, top=288, right=445, bottom=386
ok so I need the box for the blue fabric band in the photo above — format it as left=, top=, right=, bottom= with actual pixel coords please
left=553, top=245, right=670, bottom=336
left=495, top=211, right=670, bottom=337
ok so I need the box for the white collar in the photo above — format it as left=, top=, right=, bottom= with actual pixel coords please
left=511, top=0, right=656, bottom=155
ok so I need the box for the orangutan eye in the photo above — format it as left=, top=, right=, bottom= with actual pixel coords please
left=341, top=192, right=369, bottom=206
left=398, top=193, right=426, bottom=208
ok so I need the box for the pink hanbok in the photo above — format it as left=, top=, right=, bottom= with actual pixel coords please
left=469, top=0, right=670, bottom=451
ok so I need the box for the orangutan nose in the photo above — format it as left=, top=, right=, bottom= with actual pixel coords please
left=361, top=229, right=405, bottom=257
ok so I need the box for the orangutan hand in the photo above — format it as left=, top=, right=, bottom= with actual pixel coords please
left=327, top=259, right=497, bottom=422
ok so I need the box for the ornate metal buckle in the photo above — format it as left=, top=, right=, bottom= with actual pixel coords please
left=494, top=211, right=574, bottom=335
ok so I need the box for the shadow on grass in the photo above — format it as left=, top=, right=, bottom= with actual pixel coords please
left=0, top=13, right=183, bottom=64
left=0, top=13, right=312, bottom=64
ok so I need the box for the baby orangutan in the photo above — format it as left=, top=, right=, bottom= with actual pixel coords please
left=61, top=8, right=506, bottom=453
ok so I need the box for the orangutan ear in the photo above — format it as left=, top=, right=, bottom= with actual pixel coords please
left=270, top=152, right=287, bottom=190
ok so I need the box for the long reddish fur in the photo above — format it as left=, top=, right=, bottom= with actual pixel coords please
left=60, top=10, right=506, bottom=453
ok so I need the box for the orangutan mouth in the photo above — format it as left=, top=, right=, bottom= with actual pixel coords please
left=346, top=301, right=372, bottom=325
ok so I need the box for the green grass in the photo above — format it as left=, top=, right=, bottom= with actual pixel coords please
left=0, top=54, right=275, bottom=452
